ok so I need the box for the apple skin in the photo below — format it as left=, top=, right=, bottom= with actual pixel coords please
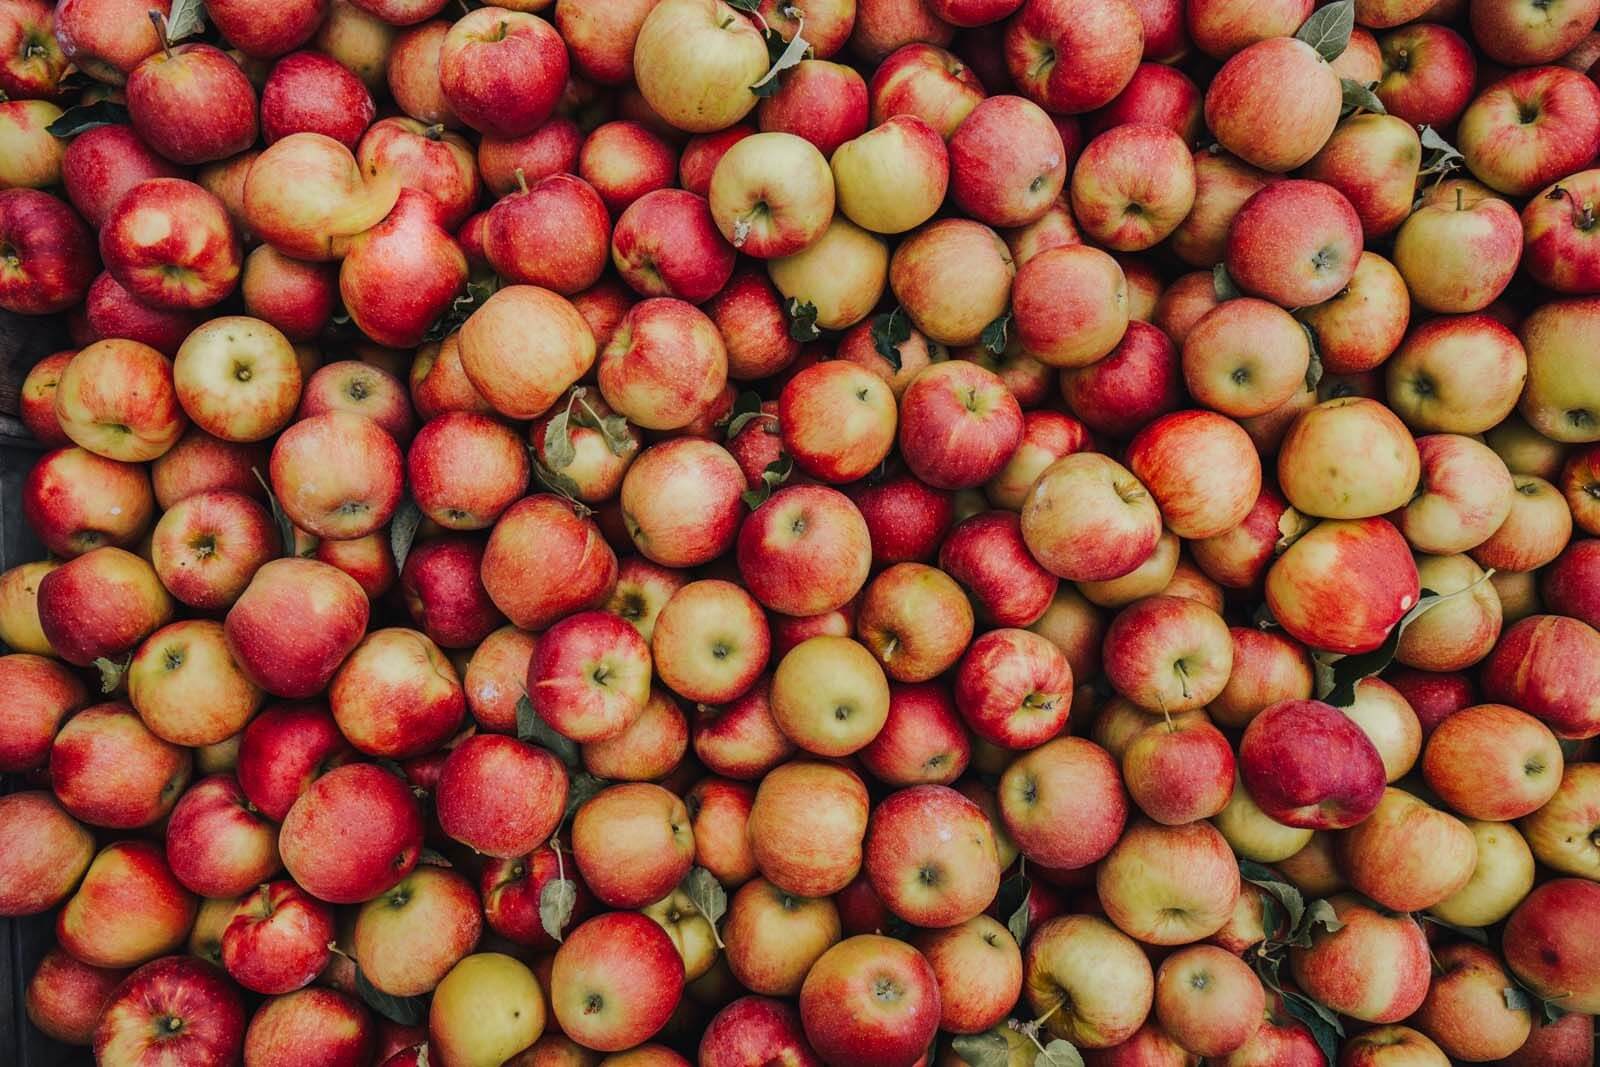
left=339, top=189, right=468, bottom=349
left=1266, top=517, right=1419, bottom=655
left=1544, top=539, right=1600, bottom=629
left=1070, top=122, right=1195, bottom=252
left=1129, top=409, right=1261, bottom=539
left=278, top=763, right=424, bottom=905
left=1338, top=787, right=1477, bottom=911
left=1386, top=314, right=1527, bottom=438
left=243, top=132, right=401, bottom=262
left=529, top=609, right=652, bottom=744
left=1421, top=702, right=1565, bottom=825
left=24, top=947, right=127, bottom=1047
left=225, top=557, right=370, bottom=699
left=261, top=50, right=375, bottom=149
left=244, top=987, right=376, bottom=1067
left=60, top=123, right=184, bottom=232
left=0, top=188, right=96, bottom=315
left=234, top=702, right=353, bottom=821
left=748, top=760, right=870, bottom=898
left=868, top=42, right=986, bottom=138
left=207, top=0, right=327, bottom=58
left=736, top=484, right=872, bottom=618
left=954, top=628, right=1073, bottom=749
left=1226, top=179, right=1362, bottom=309
left=700, top=996, right=822, bottom=1067
left=865, top=785, right=1000, bottom=929
left=799, top=935, right=941, bottom=1067
left=1288, top=894, right=1431, bottom=1024
left=39, top=546, right=176, bottom=669
left=856, top=564, right=974, bottom=685
left=599, top=297, right=728, bottom=430
left=940, top=511, right=1057, bottom=627
left=1183, top=297, right=1310, bottom=419
left=164, top=774, right=280, bottom=899
left=486, top=172, right=610, bottom=296
left=94, top=956, right=245, bottom=1066
left=1239, top=699, right=1388, bottom=829
left=912, top=916, right=1021, bottom=1037
left=551, top=912, right=686, bottom=1052
left=1482, top=614, right=1600, bottom=739
left=572, top=782, right=695, bottom=909
left=948, top=94, right=1067, bottom=230
left=436, top=734, right=568, bottom=858
left=22, top=445, right=156, bottom=559
left=1393, top=184, right=1523, bottom=315
left=723, top=877, right=843, bottom=997
left=780, top=360, right=897, bottom=484
left=1497, top=1011, right=1597, bottom=1067
left=219, top=880, right=334, bottom=995
left=1097, top=816, right=1240, bottom=947
left=1205, top=37, right=1340, bottom=172
left=1300, top=113, right=1420, bottom=239
left=890, top=218, right=1015, bottom=348
left=477, top=118, right=583, bottom=198
left=1458, top=66, right=1600, bottom=197
left=151, top=428, right=269, bottom=509
left=1153, top=944, right=1264, bottom=1057
left=351, top=864, right=482, bottom=1001
left=0, top=791, right=93, bottom=918
left=58, top=840, right=197, bottom=969
left=126, top=43, right=258, bottom=166
left=1502, top=878, right=1600, bottom=1013
left=1409, top=941, right=1532, bottom=1061
left=1000, top=736, right=1127, bottom=869
left=576, top=119, right=675, bottom=215
left=1373, top=21, right=1475, bottom=127
left=1022, top=452, right=1162, bottom=582
left=53, top=338, right=189, bottom=464
left=483, top=495, right=618, bottom=631
left=239, top=247, right=338, bottom=343
left=18, top=350, right=74, bottom=447
left=1186, top=0, right=1310, bottom=58
left=1022, top=914, right=1153, bottom=1048
left=1011, top=244, right=1128, bottom=369
left=1004, top=0, right=1142, bottom=113
left=898, top=361, right=1024, bottom=491
left=1102, top=594, right=1233, bottom=713
left=0, top=654, right=85, bottom=773
left=1337, top=1025, right=1451, bottom=1067
left=1122, top=716, right=1235, bottom=825
left=398, top=537, right=504, bottom=650
left=355, top=118, right=480, bottom=231
left=437, top=6, right=567, bottom=137
left=1523, top=170, right=1600, bottom=294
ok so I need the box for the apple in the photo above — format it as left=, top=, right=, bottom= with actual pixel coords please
left=278, top=763, right=424, bottom=904
left=704, top=131, right=834, bottom=261
left=551, top=913, right=685, bottom=1051
left=1545, top=538, right=1600, bottom=628
left=723, top=877, right=843, bottom=996
left=645, top=580, right=767, bottom=706
left=1297, top=252, right=1410, bottom=377
left=387, top=20, right=457, bottom=127
left=855, top=564, right=975, bottom=686
left=780, top=360, right=897, bottom=485
left=172, top=314, right=302, bottom=443
left=0, top=654, right=85, bottom=774
left=243, top=987, right=376, bottom=1067
left=219, top=880, right=334, bottom=995
left=1495, top=1012, right=1596, bottom=1067
left=60, top=124, right=184, bottom=230
left=700, top=997, right=820, bottom=1067
left=865, top=785, right=999, bottom=928
left=24, top=947, right=126, bottom=1047
left=1386, top=313, right=1527, bottom=438
left=1457, top=66, right=1600, bottom=197
left=1022, top=914, right=1153, bottom=1048
left=829, top=115, right=948, bottom=237
left=1021, top=452, right=1162, bottom=582
left=485, top=172, right=609, bottom=295
left=1182, top=298, right=1310, bottom=419
left=953, top=627, right=1073, bottom=748
left=890, top=218, right=1015, bottom=347
left=999, top=736, right=1127, bottom=868
left=1226, top=179, right=1362, bottom=311
left=261, top=50, right=374, bottom=149
left=1483, top=614, right=1600, bottom=738
left=351, top=864, right=482, bottom=999
left=598, top=297, right=728, bottom=430
left=1392, top=183, right=1522, bottom=314
left=1338, top=787, right=1477, bottom=911
left=94, top=957, right=244, bottom=1066
left=356, top=118, right=480, bottom=229
left=1522, top=761, right=1600, bottom=878
left=38, top=547, right=175, bottom=667
left=527, top=608, right=651, bottom=744
left=432, top=953, right=546, bottom=1065
left=1122, top=715, right=1235, bottom=825
left=435, top=734, right=567, bottom=857
left=868, top=42, right=986, bottom=137
left=483, top=495, right=618, bottom=631
left=1393, top=552, right=1501, bottom=672
left=1502, top=878, right=1600, bottom=1013
left=340, top=188, right=469, bottom=348
left=1411, top=941, right=1533, bottom=1061
left=1011, top=244, right=1128, bottom=369
left=1337, top=1026, right=1450, bottom=1067
left=554, top=0, right=658, bottom=83
left=1520, top=296, right=1600, bottom=444
left=1205, top=37, right=1340, bottom=171
left=617, top=439, right=743, bottom=571
left=940, top=511, right=1057, bottom=626
left=1187, top=0, right=1310, bottom=57
left=575, top=119, right=674, bottom=214
left=1266, top=516, right=1419, bottom=654
left=1239, top=699, right=1387, bottom=829
left=691, top=679, right=797, bottom=781
left=1102, top=594, right=1233, bottom=714
left=436, top=6, right=567, bottom=137
left=1070, top=123, right=1195, bottom=252
left=1098, top=817, right=1240, bottom=945
left=1288, top=894, right=1431, bottom=1024
left=267, top=411, right=402, bottom=539
left=58, top=840, right=197, bottom=968
left=895, top=362, right=1025, bottom=495
left=1005, top=0, right=1142, bottom=113
left=150, top=428, right=269, bottom=508
left=477, top=117, right=583, bottom=196
left=239, top=247, right=337, bottom=343
left=22, top=445, right=155, bottom=559
left=1130, top=409, right=1261, bottom=539
left=243, top=132, right=401, bottom=262
left=161, top=773, right=279, bottom=901
left=748, top=760, right=870, bottom=897
left=613, top=187, right=738, bottom=304
left=705, top=269, right=800, bottom=382
left=1301, top=114, right=1421, bottom=238
left=208, top=0, right=327, bottom=58
left=396, top=536, right=502, bottom=650
left=0, top=100, right=58, bottom=190
left=799, top=935, right=940, bottom=1067
left=767, top=215, right=891, bottom=331
left=18, top=350, right=74, bottom=447
left=1374, top=21, right=1476, bottom=127
left=1058, top=320, right=1180, bottom=438
left=1154, top=944, right=1264, bottom=1057
left=1397, top=434, right=1515, bottom=556
left=54, top=340, right=186, bottom=463
left=126, top=42, right=258, bottom=166
left=0, top=791, right=93, bottom=918
left=912, top=916, right=1021, bottom=1037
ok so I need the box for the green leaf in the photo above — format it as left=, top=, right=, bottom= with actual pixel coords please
left=741, top=454, right=794, bottom=509
left=1504, top=986, right=1534, bottom=1012
left=164, top=0, right=207, bottom=41
left=1239, top=860, right=1306, bottom=935
left=531, top=456, right=585, bottom=503
left=1039, top=1040, right=1085, bottom=1067
left=1300, top=322, right=1324, bottom=392
left=388, top=498, right=422, bottom=574
left=723, top=0, right=761, bottom=11
left=46, top=100, right=130, bottom=138
left=1282, top=991, right=1344, bottom=1065
left=870, top=307, right=911, bottom=371
left=996, top=871, right=1031, bottom=947
left=1300, top=898, right=1344, bottom=939
left=542, top=410, right=576, bottom=470
left=515, top=695, right=582, bottom=769
left=751, top=20, right=810, bottom=97
left=949, top=1030, right=1010, bottom=1067
left=785, top=297, right=820, bottom=341
left=725, top=390, right=769, bottom=439
left=252, top=467, right=299, bottom=559
left=93, top=655, right=130, bottom=694
left=539, top=877, right=577, bottom=943
left=1295, top=0, right=1353, bottom=62
left=563, top=772, right=608, bottom=825
left=680, top=866, right=728, bottom=947
left=422, top=277, right=497, bottom=344
left=1213, top=262, right=1242, bottom=302
left=1418, top=125, right=1465, bottom=180
left=1252, top=602, right=1279, bottom=630
left=1316, top=574, right=1493, bottom=706
left=354, top=967, right=427, bottom=1025
left=1421, top=914, right=1489, bottom=945
left=1340, top=78, right=1386, bottom=116
left=980, top=312, right=1012, bottom=356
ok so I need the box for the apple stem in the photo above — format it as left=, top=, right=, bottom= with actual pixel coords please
left=514, top=167, right=529, bottom=195
left=423, top=123, right=445, bottom=142
left=1455, top=186, right=1464, bottom=212
left=147, top=10, right=172, bottom=59
left=1031, top=997, right=1066, bottom=1031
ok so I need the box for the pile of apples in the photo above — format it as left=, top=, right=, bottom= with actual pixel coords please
left=5, top=0, right=1600, bottom=1063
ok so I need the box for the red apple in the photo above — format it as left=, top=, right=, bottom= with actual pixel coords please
left=94, top=957, right=244, bottom=1066
left=551, top=912, right=685, bottom=1052
left=1004, top=0, right=1142, bottom=113
left=126, top=42, right=258, bottom=165
left=165, top=774, right=280, bottom=899
left=438, top=6, right=568, bottom=137
left=220, top=880, right=335, bottom=994
left=799, top=935, right=940, bottom=1067
left=436, top=733, right=568, bottom=857
left=278, top=762, right=424, bottom=904
left=1239, top=699, right=1388, bottom=829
